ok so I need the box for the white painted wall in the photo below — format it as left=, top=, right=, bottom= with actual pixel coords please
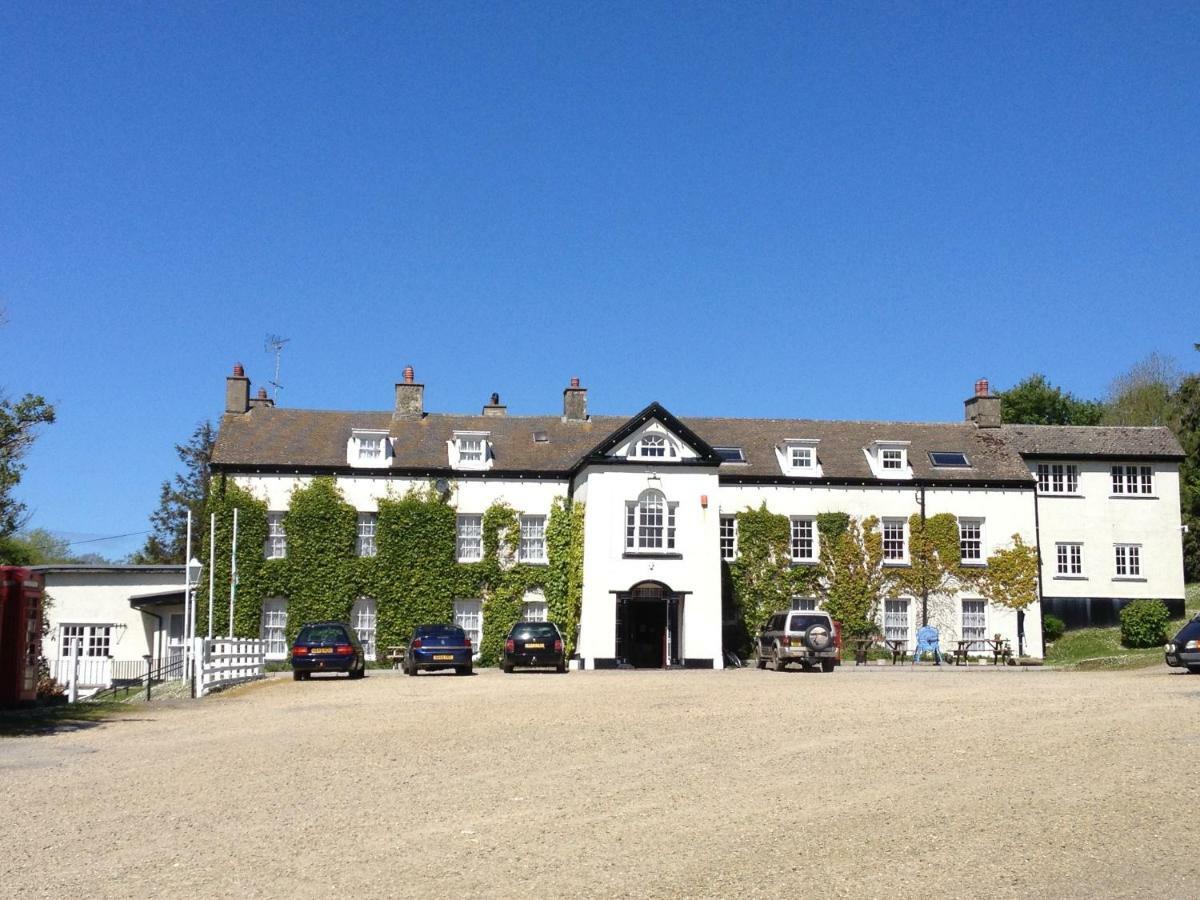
left=38, top=568, right=184, bottom=665
left=1035, top=461, right=1185, bottom=601
left=575, top=464, right=724, bottom=667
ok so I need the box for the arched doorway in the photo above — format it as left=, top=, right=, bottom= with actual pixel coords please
left=615, top=581, right=683, bottom=668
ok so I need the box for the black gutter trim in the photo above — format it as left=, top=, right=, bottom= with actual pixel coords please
left=1017, top=452, right=1185, bottom=462
left=717, top=475, right=1034, bottom=489
left=578, top=458, right=721, bottom=470
left=210, top=463, right=571, bottom=480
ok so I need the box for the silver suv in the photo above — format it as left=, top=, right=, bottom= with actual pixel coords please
left=756, top=610, right=838, bottom=673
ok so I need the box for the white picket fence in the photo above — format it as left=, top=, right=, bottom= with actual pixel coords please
left=197, top=637, right=266, bottom=697
left=49, top=656, right=112, bottom=688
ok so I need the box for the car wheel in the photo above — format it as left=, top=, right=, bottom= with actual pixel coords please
left=292, top=670, right=302, bottom=681
left=407, top=660, right=418, bottom=676
left=556, top=662, right=567, bottom=673
left=772, top=647, right=786, bottom=671
left=755, top=654, right=767, bottom=670
left=502, top=663, right=513, bottom=673
left=1188, top=665, right=1200, bottom=674
left=821, top=660, right=836, bottom=673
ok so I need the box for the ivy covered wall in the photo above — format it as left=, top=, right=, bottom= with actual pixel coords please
left=196, top=477, right=585, bottom=666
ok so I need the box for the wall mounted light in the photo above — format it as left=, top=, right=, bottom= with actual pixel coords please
left=700, top=494, right=708, bottom=508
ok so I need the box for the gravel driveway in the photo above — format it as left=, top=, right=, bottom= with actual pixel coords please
left=3, top=665, right=1198, bottom=898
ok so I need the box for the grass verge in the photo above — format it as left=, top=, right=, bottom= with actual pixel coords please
left=0, top=700, right=134, bottom=738
left=1046, top=585, right=1198, bottom=671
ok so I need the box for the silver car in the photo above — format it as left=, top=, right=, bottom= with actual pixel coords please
left=756, top=610, right=839, bottom=673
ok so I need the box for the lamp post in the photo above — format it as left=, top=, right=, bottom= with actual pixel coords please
left=186, top=555, right=202, bottom=695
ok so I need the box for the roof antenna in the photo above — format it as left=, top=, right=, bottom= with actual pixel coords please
left=264, top=333, right=290, bottom=402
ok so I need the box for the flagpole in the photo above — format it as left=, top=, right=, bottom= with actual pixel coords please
left=228, top=507, right=239, bottom=638
left=184, top=509, right=193, bottom=679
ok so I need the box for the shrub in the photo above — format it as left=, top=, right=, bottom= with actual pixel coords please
left=1119, top=600, right=1171, bottom=648
left=1042, top=615, right=1065, bottom=642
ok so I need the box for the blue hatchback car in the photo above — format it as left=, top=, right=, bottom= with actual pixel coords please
left=404, top=624, right=474, bottom=676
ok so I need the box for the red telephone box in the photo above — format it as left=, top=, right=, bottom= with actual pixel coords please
left=0, top=567, right=44, bottom=706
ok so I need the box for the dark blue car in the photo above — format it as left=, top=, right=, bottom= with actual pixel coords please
left=404, top=624, right=474, bottom=676
left=291, top=621, right=366, bottom=681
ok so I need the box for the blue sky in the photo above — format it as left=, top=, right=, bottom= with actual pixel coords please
left=2, top=1, right=1197, bottom=559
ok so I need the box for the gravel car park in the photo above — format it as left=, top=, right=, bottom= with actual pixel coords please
left=4, top=666, right=1199, bottom=898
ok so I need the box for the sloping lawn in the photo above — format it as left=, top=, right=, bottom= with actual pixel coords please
left=1046, top=585, right=1198, bottom=671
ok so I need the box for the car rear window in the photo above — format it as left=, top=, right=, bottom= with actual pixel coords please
left=787, top=615, right=827, bottom=632
left=511, top=623, right=559, bottom=640
left=416, top=625, right=465, bottom=640
left=297, top=624, right=348, bottom=644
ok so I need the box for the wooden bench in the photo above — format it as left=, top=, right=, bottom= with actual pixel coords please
left=387, top=646, right=406, bottom=669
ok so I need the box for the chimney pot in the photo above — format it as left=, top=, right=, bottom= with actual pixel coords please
left=975, top=378, right=990, bottom=397
left=233, top=363, right=245, bottom=377
left=403, top=366, right=415, bottom=385
left=257, top=387, right=268, bottom=399
left=570, top=376, right=580, bottom=389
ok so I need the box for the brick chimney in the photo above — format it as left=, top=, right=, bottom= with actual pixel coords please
left=394, top=366, right=424, bottom=419
left=563, top=376, right=587, bottom=422
left=225, top=363, right=250, bottom=414
left=964, top=378, right=1001, bottom=428
left=482, top=392, right=507, bottom=417
left=248, top=386, right=275, bottom=410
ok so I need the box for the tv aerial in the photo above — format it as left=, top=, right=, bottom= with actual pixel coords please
left=264, top=334, right=290, bottom=402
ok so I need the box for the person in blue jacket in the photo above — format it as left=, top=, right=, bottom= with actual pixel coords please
left=911, top=623, right=943, bottom=665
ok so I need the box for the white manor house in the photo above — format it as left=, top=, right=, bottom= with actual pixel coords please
left=210, top=366, right=1186, bottom=669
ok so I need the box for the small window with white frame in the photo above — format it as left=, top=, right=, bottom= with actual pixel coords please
left=261, top=597, right=288, bottom=660
left=882, top=518, right=906, bottom=561
left=867, top=441, right=911, bottom=479
left=349, top=428, right=390, bottom=467
left=265, top=512, right=287, bottom=559
left=351, top=597, right=377, bottom=661
left=1056, top=542, right=1083, bottom=576
left=1111, top=464, right=1153, bottom=496
left=780, top=439, right=820, bottom=476
left=883, top=599, right=909, bottom=643
left=791, top=597, right=818, bottom=612
left=1114, top=544, right=1141, bottom=577
left=521, top=591, right=549, bottom=622
left=451, top=431, right=491, bottom=469
left=357, top=512, right=377, bottom=557
left=1037, top=463, right=1080, bottom=494
left=790, top=517, right=817, bottom=561
left=719, top=515, right=737, bottom=560
left=961, top=599, right=987, bottom=651
left=632, top=432, right=678, bottom=459
left=456, top=514, right=483, bottom=561
left=958, top=518, right=983, bottom=563
left=453, top=599, right=483, bottom=655
left=518, top=514, right=547, bottom=563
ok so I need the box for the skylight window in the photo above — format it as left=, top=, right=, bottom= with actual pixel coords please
left=715, top=447, right=745, bottom=463
left=929, top=451, right=970, bottom=468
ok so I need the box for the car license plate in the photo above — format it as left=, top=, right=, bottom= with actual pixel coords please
left=525, top=642, right=544, bottom=649
left=433, top=654, right=453, bottom=661
left=311, top=648, right=333, bottom=655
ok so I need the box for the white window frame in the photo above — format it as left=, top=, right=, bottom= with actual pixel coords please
left=261, top=597, right=288, bottom=660
left=867, top=441, right=911, bottom=479
left=265, top=512, right=287, bottom=559
left=791, top=597, right=818, bottom=612
left=60, top=624, right=114, bottom=658
left=780, top=439, right=821, bottom=476
left=456, top=514, right=483, bottom=562
left=348, top=428, right=390, bottom=468
left=959, top=518, right=984, bottom=563
left=881, top=448, right=904, bottom=470
left=521, top=598, right=549, bottom=622
left=632, top=433, right=678, bottom=459
left=961, top=599, right=987, bottom=651
left=719, top=515, right=738, bottom=561
left=883, top=599, right=909, bottom=644
left=453, top=599, right=483, bottom=657
left=625, top=489, right=676, bottom=552
left=882, top=518, right=906, bottom=562
left=451, top=431, right=492, bottom=470
left=1114, top=544, right=1142, bottom=578
left=518, top=514, right=547, bottom=563
left=351, top=597, right=377, bottom=661
left=1056, top=542, right=1083, bottom=576
left=1036, top=463, right=1080, bottom=495
left=790, top=516, right=817, bottom=562
left=356, top=512, right=378, bottom=558
left=1111, top=464, right=1154, bottom=496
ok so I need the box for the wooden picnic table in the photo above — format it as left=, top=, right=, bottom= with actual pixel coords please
left=951, top=640, right=975, bottom=665
left=882, top=638, right=907, bottom=665
left=387, top=646, right=407, bottom=669
left=984, top=638, right=1013, bottom=665
left=850, top=638, right=876, bottom=665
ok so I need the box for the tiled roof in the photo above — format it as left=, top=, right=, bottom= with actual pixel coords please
left=212, top=406, right=1044, bottom=482
left=1001, top=424, right=1184, bottom=459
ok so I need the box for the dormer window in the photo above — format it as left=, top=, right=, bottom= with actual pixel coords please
left=778, top=439, right=821, bottom=476
left=348, top=429, right=390, bottom=468
left=450, top=431, right=492, bottom=470
left=866, top=441, right=911, bottom=479
left=632, top=433, right=679, bottom=459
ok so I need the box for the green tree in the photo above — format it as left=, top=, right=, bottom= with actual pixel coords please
left=131, top=421, right=215, bottom=563
left=815, top=515, right=893, bottom=637
left=1102, top=353, right=1181, bottom=427
left=0, top=392, right=56, bottom=536
left=998, top=374, right=1104, bottom=425
left=1175, top=368, right=1200, bottom=581
left=973, top=535, right=1040, bottom=613
left=894, top=512, right=966, bottom=629
left=0, top=527, right=111, bottom=565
